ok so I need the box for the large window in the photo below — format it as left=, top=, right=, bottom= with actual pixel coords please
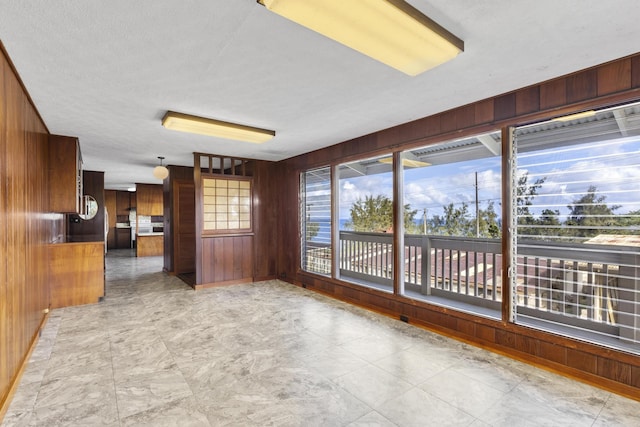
left=338, top=154, right=395, bottom=291
left=297, top=100, right=640, bottom=355
left=300, top=167, right=332, bottom=275
left=400, top=131, right=502, bottom=317
left=512, top=102, right=640, bottom=353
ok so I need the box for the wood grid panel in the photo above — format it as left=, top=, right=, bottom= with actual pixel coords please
left=0, top=44, right=53, bottom=416
left=202, top=178, right=251, bottom=232
left=278, top=52, right=640, bottom=399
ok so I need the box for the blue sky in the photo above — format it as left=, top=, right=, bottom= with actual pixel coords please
left=338, top=156, right=502, bottom=222
left=337, top=135, right=640, bottom=223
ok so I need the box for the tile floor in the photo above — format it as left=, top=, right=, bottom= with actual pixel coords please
left=2, top=249, right=639, bottom=426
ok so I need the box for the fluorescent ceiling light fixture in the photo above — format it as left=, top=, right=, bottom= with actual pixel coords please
left=257, top=0, right=463, bottom=76
left=553, top=110, right=596, bottom=122
left=162, top=111, right=275, bottom=143
left=379, top=156, right=431, bottom=168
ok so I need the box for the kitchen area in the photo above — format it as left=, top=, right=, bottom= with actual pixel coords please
left=105, top=183, right=164, bottom=257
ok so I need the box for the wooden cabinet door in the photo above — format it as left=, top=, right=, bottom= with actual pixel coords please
left=116, top=191, right=131, bottom=216
left=136, top=184, right=163, bottom=216
left=174, top=180, right=195, bottom=274
left=49, top=135, right=82, bottom=213
left=115, top=228, right=131, bottom=249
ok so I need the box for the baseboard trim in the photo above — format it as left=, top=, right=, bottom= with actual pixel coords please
left=0, top=311, right=49, bottom=422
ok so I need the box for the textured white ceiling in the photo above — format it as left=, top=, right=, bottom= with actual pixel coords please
left=1, top=0, right=640, bottom=190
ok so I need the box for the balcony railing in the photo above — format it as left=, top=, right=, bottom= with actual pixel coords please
left=327, top=231, right=640, bottom=349
left=339, top=231, right=394, bottom=289
left=404, top=235, right=502, bottom=310
left=516, top=240, right=639, bottom=345
left=338, top=232, right=502, bottom=309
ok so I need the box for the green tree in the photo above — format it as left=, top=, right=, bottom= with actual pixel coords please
left=566, top=185, right=620, bottom=238
left=430, top=202, right=474, bottom=237
left=520, top=208, right=561, bottom=240
left=515, top=172, right=547, bottom=237
left=517, top=172, right=546, bottom=222
left=538, top=208, right=561, bottom=226
left=614, top=208, right=640, bottom=234
left=305, top=221, right=319, bottom=241
left=478, top=201, right=501, bottom=238
left=345, top=195, right=418, bottom=233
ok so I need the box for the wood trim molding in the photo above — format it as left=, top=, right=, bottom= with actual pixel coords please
left=0, top=313, right=48, bottom=420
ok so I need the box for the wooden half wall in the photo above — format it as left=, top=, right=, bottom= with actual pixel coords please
left=0, top=43, right=57, bottom=417
left=277, top=53, right=640, bottom=399
left=185, top=157, right=279, bottom=289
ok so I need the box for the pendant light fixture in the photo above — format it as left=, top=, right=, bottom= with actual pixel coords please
left=153, top=156, right=169, bottom=180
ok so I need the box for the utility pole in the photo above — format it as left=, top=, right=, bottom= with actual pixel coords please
left=475, top=172, right=480, bottom=238
left=423, top=208, right=427, bottom=234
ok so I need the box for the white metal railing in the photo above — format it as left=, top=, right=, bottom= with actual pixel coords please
left=329, top=231, right=639, bottom=350
left=302, top=231, right=640, bottom=351
left=338, top=232, right=502, bottom=306
left=515, top=240, right=640, bottom=346
left=404, top=235, right=502, bottom=308
left=339, top=231, right=394, bottom=290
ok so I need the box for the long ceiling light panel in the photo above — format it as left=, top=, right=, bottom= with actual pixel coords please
left=257, top=0, right=464, bottom=76
left=162, top=111, right=275, bottom=143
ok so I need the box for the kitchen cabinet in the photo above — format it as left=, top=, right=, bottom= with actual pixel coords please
left=136, top=184, right=163, bottom=216
left=116, top=190, right=134, bottom=216
left=49, top=135, right=82, bottom=213
left=137, top=234, right=163, bottom=256
left=115, top=227, right=131, bottom=249
left=49, top=242, right=104, bottom=308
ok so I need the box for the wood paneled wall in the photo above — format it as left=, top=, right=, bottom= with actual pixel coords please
left=0, top=43, right=57, bottom=417
left=165, top=162, right=280, bottom=280
left=277, top=53, right=640, bottom=399
left=252, top=161, right=280, bottom=281
left=105, top=190, right=117, bottom=249
left=198, top=235, right=253, bottom=288
left=67, top=170, right=105, bottom=242
left=285, top=56, right=640, bottom=172
left=163, top=165, right=193, bottom=274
